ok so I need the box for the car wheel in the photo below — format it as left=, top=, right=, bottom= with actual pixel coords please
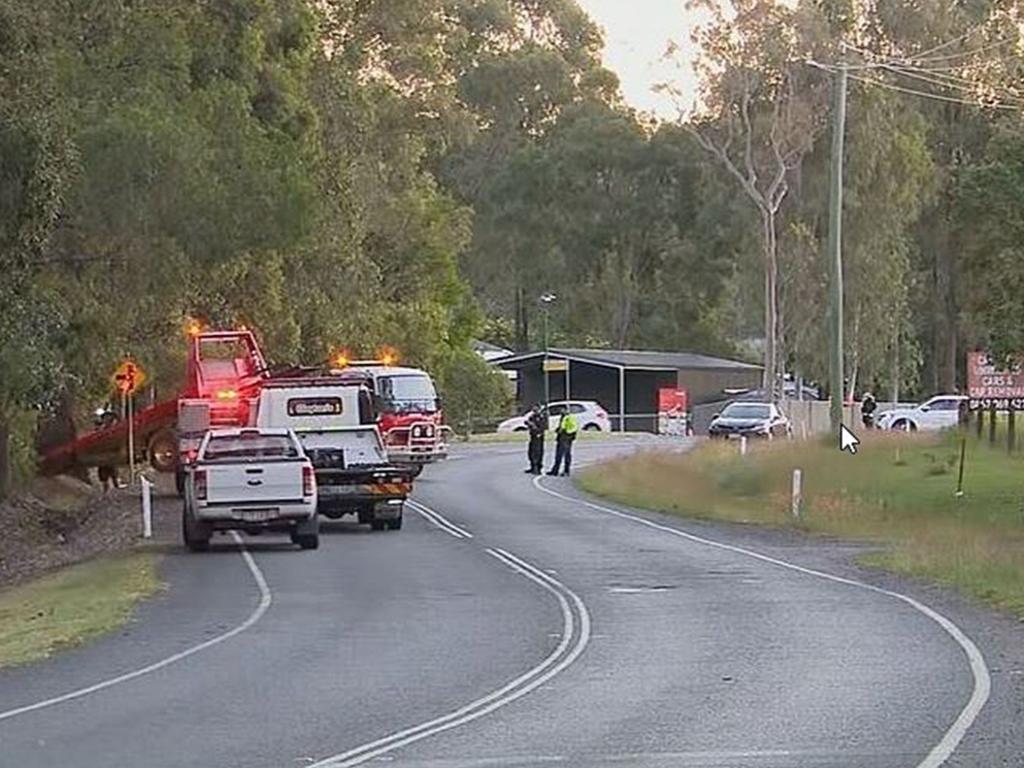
left=583, top=423, right=600, bottom=431
left=514, top=426, right=528, bottom=432
left=893, top=419, right=916, bottom=432
left=294, top=533, right=319, bottom=550
left=147, top=429, right=177, bottom=473
left=175, top=469, right=186, bottom=497
left=370, top=520, right=387, bottom=531
left=387, top=515, right=403, bottom=531
left=408, top=465, right=424, bottom=479
left=182, top=505, right=210, bottom=552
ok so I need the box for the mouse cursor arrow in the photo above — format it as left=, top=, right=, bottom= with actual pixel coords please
left=839, top=424, right=860, bottom=455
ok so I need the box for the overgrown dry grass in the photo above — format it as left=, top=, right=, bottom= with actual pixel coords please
left=580, top=432, right=1024, bottom=617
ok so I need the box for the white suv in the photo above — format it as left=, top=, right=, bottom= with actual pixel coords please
left=497, top=400, right=613, bottom=433
left=876, top=395, right=968, bottom=432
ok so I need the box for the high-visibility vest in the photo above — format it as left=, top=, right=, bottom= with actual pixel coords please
left=561, top=413, right=579, bottom=435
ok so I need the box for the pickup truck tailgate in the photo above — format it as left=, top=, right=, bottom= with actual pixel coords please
left=205, top=462, right=304, bottom=503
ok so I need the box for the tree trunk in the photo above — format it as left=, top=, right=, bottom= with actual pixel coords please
left=762, top=211, right=779, bottom=396
left=847, top=310, right=860, bottom=402
left=0, top=417, right=10, bottom=499
left=890, top=321, right=900, bottom=405
left=514, top=283, right=529, bottom=352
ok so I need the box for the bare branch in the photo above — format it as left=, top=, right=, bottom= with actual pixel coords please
left=685, top=123, right=767, bottom=210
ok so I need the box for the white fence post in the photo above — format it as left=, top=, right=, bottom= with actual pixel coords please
left=791, top=468, right=803, bottom=520
left=739, top=436, right=748, bottom=456
left=141, top=476, right=153, bottom=539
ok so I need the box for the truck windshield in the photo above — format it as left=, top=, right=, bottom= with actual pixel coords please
left=378, top=375, right=437, bottom=412
left=204, top=433, right=299, bottom=462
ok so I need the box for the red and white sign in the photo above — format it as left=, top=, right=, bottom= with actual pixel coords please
left=967, top=351, right=1024, bottom=410
left=657, top=388, right=689, bottom=435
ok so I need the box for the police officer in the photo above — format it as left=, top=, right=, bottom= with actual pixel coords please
left=547, top=409, right=579, bottom=476
left=524, top=404, right=547, bottom=475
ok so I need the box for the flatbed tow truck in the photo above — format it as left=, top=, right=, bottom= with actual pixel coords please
left=36, top=332, right=416, bottom=526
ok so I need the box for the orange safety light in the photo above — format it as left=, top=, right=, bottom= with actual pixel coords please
left=215, top=389, right=238, bottom=400
left=186, top=319, right=203, bottom=337
left=378, top=346, right=400, bottom=366
left=334, top=350, right=352, bottom=369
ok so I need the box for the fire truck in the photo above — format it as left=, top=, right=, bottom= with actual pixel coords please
left=330, top=358, right=449, bottom=477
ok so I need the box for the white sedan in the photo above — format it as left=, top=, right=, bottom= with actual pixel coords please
left=497, top=401, right=613, bottom=433
left=876, top=395, right=968, bottom=432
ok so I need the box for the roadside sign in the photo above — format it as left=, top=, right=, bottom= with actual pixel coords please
left=543, top=358, right=568, bottom=372
left=112, top=360, right=146, bottom=395
left=967, top=351, right=1024, bottom=410
left=657, top=387, right=688, bottom=435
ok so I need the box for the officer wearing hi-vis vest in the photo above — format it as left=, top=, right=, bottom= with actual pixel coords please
left=547, top=410, right=579, bottom=476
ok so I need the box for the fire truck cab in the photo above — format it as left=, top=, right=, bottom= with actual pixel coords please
left=331, top=362, right=449, bottom=476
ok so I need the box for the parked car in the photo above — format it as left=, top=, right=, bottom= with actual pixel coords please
left=708, top=402, right=791, bottom=439
left=875, top=395, right=968, bottom=432
left=182, top=427, right=319, bottom=552
left=497, top=400, right=612, bottom=433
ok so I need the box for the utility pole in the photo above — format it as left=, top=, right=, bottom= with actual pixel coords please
left=539, top=292, right=557, bottom=405
left=826, top=60, right=848, bottom=434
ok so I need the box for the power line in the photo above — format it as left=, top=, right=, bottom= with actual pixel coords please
left=880, top=64, right=1024, bottom=105
left=847, top=70, right=1021, bottom=110
left=806, top=59, right=1021, bottom=110
left=910, top=20, right=990, bottom=60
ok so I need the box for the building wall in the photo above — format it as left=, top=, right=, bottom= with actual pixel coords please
left=679, top=368, right=762, bottom=405
left=505, top=357, right=761, bottom=433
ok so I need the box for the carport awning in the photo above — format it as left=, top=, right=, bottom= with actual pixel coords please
left=495, top=348, right=760, bottom=373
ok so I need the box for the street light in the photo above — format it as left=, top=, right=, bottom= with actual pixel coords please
left=539, top=292, right=557, bottom=405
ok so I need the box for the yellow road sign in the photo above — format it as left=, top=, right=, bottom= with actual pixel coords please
left=112, top=360, right=146, bottom=395
left=543, top=358, right=568, bottom=372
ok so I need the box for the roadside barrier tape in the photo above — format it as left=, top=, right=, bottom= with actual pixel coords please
left=0, top=532, right=272, bottom=723
left=532, top=476, right=990, bottom=768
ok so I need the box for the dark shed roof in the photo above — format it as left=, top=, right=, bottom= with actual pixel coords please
left=496, top=348, right=761, bottom=372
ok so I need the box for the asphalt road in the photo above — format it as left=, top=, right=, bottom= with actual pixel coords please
left=0, top=439, right=1020, bottom=767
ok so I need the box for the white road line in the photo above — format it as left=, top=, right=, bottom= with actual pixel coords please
left=0, top=532, right=272, bottom=723
left=309, top=548, right=591, bottom=768
left=533, top=477, right=990, bottom=768
left=409, top=499, right=473, bottom=539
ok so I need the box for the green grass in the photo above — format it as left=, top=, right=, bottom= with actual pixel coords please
left=0, top=552, right=162, bottom=669
left=579, top=431, right=1024, bottom=617
left=461, top=430, right=648, bottom=444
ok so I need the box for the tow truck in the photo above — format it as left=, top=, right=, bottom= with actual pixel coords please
left=330, top=357, right=449, bottom=477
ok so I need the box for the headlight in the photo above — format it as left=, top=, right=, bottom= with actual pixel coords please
left=411, top=425, right=423, bottom=438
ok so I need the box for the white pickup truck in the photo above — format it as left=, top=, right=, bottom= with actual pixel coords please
left=182, top=428, right=319, bottom=551
left=255, top=380, right=412, bottom=531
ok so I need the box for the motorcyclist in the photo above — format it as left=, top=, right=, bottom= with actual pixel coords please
left=861, top=392, right=877, bottom=430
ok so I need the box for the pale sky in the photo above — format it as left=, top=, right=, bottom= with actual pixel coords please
left=576, top=0, right=708, bottom=119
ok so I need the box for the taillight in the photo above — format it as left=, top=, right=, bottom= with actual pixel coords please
left=194, top=469, right=207, bottom=501
left=303, top=465, right=315, bottom=497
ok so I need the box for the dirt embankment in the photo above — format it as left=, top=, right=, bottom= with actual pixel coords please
left=0, top=476, right=152, bottom=588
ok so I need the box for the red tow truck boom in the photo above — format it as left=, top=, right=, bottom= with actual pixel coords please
left=38, top=330, right=270, bottom=477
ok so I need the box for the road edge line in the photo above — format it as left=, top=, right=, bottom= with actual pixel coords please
left=0, top=532, right=272, bottom=723
left=532, top=476, right=990, bottom=768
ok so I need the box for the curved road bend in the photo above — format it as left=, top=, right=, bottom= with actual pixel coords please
left=0, top=439, right=1015, bottom=767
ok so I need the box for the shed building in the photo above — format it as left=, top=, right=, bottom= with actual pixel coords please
left=495, top=348, right=762, bottom=432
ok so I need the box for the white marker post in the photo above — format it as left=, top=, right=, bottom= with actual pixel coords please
left=140, top=475, right=153, bottom=539
left=791, top=468, right=803, bottom=520
left=739, top=435, right=748, bottom=456
left=126, top=391, right=135, bottom=486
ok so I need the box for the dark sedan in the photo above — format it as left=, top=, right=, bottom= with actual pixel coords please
left=708, top=402, right=791, bottom=439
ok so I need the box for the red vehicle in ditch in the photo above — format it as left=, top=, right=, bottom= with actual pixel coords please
left=331, top=360, right=449, bottom=477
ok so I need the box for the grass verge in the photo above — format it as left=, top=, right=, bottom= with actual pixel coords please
left=0, top=552, right=162, bottom=669
left=579, top=431, right=1024, bottom=618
